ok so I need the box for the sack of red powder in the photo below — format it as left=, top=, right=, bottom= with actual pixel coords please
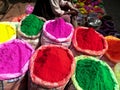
left=29, top=45, right=75, bottom=90
left=41, top=17, right=74, bottom=48
left=17, top=14, right=46, bottom=49
left=71, top=26, right=108, bottom=57
left=0, top=39, right=34, bottom=89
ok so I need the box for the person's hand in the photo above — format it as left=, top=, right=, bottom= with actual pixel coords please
left=69, top=10, right=78, bottom=16
left=66, top=2, right=79, bottom=11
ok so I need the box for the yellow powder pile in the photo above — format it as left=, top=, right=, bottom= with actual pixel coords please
left=0, top=23, right=16, bottom=43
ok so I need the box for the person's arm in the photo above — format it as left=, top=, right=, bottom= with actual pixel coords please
left=60, top=0, right=79, bottom=15
left=50, top=0, right=78, bottom=16
left=65, top=1, right=79, bottom=12
left=50, top=0, right=66, bottom=16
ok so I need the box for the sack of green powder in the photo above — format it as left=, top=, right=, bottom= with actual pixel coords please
left=71, top=26, right=108, bottom=57
left=17, top=14, right=46, bottom=49
left=41, top=17, right=74, bottom=48
left=0, top=22, right=16, bottom=44
left=72, top=55, right=119, bottom=90
left=29, top=45, right=75, bottom=90
left=0, top=39, right=34, bottom=90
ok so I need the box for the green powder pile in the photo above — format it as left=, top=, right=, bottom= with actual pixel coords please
left=20, top=14, right=44, bottom=36
left=73, top=55, right=118, bottom=90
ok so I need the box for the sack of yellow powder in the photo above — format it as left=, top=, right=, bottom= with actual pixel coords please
left=72, top=55, right=119, bottom=90
left=0, top=22, right=16, bottom=44
left=17, top=14, right=46, bottom=49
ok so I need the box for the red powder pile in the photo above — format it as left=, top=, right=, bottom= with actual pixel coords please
left=76, top=27, right=105, bottom=51
left=33, top=46, right=72, bottom=82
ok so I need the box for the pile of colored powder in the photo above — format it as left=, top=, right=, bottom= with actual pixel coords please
left=45, top=18, right=72, bottom=38
left=73, top=55, right=118, bottom=90
left=0, top=39, right=33, bottom=78
left=105, top=36, right=120, bottom=63
left=33, top=46, right=73, bottom=82
left=0, top=23, right=16, bottom=43
left=20, top=14, right=44, bottom=36
left=76, top=27, right=105, bottom=51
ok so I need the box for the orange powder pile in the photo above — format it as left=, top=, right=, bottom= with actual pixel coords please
left=105, top=36, right=120, bottom=63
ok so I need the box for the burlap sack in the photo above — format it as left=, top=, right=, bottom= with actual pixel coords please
left=41, top=18, right=74, bottom=48
left=71, top=26, right=108, bottom=57
left=0, top=74, right=28, bottom=90
left=0, top=39, right=34, bottom=90
left=17, top=14, right=46, bottom=49
left=28, top=45, right=75, bottom=90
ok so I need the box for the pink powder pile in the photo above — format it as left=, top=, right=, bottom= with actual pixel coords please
left=0, top=39, right=33, bottom=74
left=46, top=18, right=72, bottom=38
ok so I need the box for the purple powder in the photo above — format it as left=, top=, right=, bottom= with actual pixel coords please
left=0, top=39, right=33, bottom=74
left=46, top=18, right=72, bottom=38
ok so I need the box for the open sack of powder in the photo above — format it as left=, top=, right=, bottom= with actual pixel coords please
left=72, top=55, right=119, bottom=90
left=29, top=45, right=75, bottom=90
left=17, top=14, right=46, bottom=49
left=71, top=26, right=108, bottom=57
left=41, top=17, right=74, bottom=48
left=104, top=36, right=120, bottom=63
left=0, top=39, right=34, bottom=80
left=0, top=22, right=16, bottom=44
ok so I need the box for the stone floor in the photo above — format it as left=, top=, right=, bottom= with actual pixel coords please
left=0, top=0, right=35, bottom=21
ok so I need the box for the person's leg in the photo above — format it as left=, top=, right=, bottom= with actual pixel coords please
left=71, top=16, right=78, bottom=27
left=32, top=0, right=43, bottom=16
left=32, top=0, right=55, bottom=20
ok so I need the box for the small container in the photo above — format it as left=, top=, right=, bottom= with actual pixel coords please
left=87, top=13, right=102, bottom=30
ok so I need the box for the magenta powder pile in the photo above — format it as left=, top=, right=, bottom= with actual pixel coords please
left=45, top=18, right=72, bottom=38
left=0, top=39, right=33, bottom=80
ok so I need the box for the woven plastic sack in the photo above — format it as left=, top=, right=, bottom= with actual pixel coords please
left=0, top=39, right=34, bottom=90
left=41, top=33, right=72, bottom=48
left=41, top=18, right=74, bottom=48
left=0, top=74, right=28, bottom=90
left=104, top=36, right=120, bottom=63
left=114, top=63, right=120, bottom=88
left=71, top=26, right=108, bottom=57
left=0, top=39, right=34, bottom=80
left=29, top=45, right=75, bottom=90
left=72, top=55, right=119, bottom=90
left=17, top=14, right=46, bottom=49
left=0, top=22, right=16, bottom=44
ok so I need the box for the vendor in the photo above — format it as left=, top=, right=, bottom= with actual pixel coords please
left=32, top=0, right=78, bottom=26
